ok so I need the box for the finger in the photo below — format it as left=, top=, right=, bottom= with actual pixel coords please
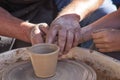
left=58, top=29, right=67, bottom=53
left=39, top=26, right=49, bottom=35
left=111, top=44, right=120, bottom=51
left=59, top=51, right=74, bottom=60
left=99, top=48, right=114, bottom=52
left=38, top=24, right=49, bottom=42
left=93, top=38, right=105, bottom=44
left=73, top=28, right=81, bottom=47
left=95, top=43, right=110, bottom=49
left=92, top=31, right=104, bottom=39
left=65, top=30, right=74, bottom=53
left=46, top=25, right=59, bottom=43
left=38, top=23, right=49, bottom=35
left=59, top=54, right=70, bottom=60
left=30, top=26, right=43, bottom=45
left=93, top=36, right=113, bottom=44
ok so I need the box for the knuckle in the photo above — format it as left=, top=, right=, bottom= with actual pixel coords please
left=104, top=37, right=112, bottom=43
left=68, top=28, right=74, bottom=33
left=105, top=44, right=110, bottom=48
left=103, top=31, right=111, bottom=37
left=51, top=24, right=60, bottom=30
left=103, top=38, right=109, bottom=43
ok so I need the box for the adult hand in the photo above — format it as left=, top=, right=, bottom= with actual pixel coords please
left=92, top=29, right=120, bottom=52
left=30, top=23, right=49, bottom=45
left=46, top=14, right=81, bottom=54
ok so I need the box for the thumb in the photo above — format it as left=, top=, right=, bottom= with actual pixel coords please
left=30, top=26, right=44, bottom=45
left=37, top=23, right=49, bottom=35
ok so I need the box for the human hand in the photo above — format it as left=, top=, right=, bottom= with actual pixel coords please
left=30, top=23, right=49, bottom=45
left=46, top=14, right=81, bottom=54
left=92, top=29, right=120, bottom=52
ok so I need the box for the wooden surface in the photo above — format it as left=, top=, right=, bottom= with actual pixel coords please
left=0, top=47, right=120, bottom=80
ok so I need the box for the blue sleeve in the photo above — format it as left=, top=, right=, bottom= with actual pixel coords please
left=112, top=0, right=120, bottom=5
left=54, top=0, right=72, bottom=11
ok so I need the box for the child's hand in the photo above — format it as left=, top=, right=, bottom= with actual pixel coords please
left=92, top=29, right=120, bottom=52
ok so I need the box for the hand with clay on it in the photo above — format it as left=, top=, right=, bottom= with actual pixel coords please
left=30, top=23, right=49, bottom=45
left=92, top=29, right=120, bottom=52
left=46, top=14, right=81, bottom=55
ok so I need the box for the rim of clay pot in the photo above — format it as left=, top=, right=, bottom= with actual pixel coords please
left=27, top=43, right=60, bottom=55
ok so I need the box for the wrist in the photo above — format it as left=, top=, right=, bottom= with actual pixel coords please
left=80, top=26, right=93, bottom=43
left=56, top=14, right=80, bottom=21
left=20, top=22, right=35, bottom=43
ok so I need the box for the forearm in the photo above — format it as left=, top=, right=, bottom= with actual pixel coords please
left=57, top=0, right=104, bottom=21
left=81, top=8, right=120, bottom=42
left=0, top=7, right=34, bottom=42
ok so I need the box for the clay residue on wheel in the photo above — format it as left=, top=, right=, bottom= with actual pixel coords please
left=2, top=60, right=96, bottom=80
left=0, top=48, right=30, bottom=79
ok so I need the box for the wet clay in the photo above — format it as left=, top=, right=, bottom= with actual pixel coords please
left=27, top=43, right=59, bottom=78
left=1, top=47, right=120, bottom=80
left=84, top=61, right=120, bottom=80
left=2, top=60, right=96, bottom=80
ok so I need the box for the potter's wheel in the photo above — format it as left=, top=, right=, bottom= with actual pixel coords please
left=2, top=60, right=96, bottom=80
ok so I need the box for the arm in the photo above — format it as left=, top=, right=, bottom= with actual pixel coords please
left=57, top=0, right=104, bottom=21
left=46, top=0, right=104, bottom=53
left=81, top=8, right=120, bottom=43
left=0, top=7, right=48, bottom=43
left=0, top=7, right=34, bottom=42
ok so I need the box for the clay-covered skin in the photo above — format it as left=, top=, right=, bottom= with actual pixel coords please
left=30, top=23, right=48, bottom=45
left=0, top=0, right=103, bottom=54
left=92, top=29, right=120, bottom=52
left=46, top=0, right=104, bottom=54
left=46, top=14, right=81, bottom=54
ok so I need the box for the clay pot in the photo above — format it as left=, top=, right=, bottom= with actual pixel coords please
left=27, top=43, right=60, bottom=78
